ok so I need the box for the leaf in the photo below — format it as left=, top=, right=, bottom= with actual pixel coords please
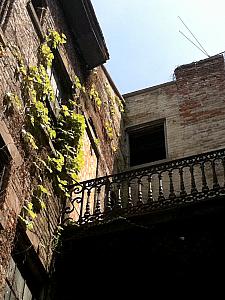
left=27, top=202, right=33, bottom=210
left=38, top=184, right=51, bottom=196
left=48, top=127, right=56, bottom=139
left=28, top=209, right=37, bottom=219
left=57, top=176, right=68, bottom=186
left=70, top=172, right=78, bottom=181
left=22, top=129, right=38, bottom=150
left=39, top=200, right=46, bottom=210
left=26, top=221, right=34, bottom=230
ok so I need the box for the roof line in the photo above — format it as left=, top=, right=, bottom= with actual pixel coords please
left=101, top=65, right=125, bottom=105
left=123, top=81, right=175, bottom=98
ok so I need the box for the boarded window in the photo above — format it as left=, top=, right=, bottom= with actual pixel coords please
left=129, top=122, right=166, bottom=167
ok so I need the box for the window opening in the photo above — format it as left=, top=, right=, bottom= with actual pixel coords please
left=47, top=56, right=72, bottom=119
left=30, top=0, right=47, bottom=23
left=129, top=122, right=166, bottom=167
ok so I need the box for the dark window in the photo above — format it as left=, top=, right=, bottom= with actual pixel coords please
left=129, top=122, right=166, bottom=167
left=47, top=56, right=72, bottom=119
left=30, top=0, right=47, bottom=22
left=0, top=135, right=11, bottom=194
left=27, top=0, right=47, bottom=38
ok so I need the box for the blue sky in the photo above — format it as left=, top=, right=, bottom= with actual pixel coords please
left=92, top=0, right=225, bottom=94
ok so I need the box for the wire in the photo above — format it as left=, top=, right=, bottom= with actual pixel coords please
left=178, top=16, right=210, bottom=58
left=179, top=30, right=210, bottom=57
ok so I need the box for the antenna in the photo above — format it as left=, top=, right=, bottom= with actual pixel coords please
left=178, top=16, right=210, bottom=58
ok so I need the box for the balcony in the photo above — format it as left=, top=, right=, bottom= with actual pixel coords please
left=54, top=147, right=225, bottom=299
left=64, top=147, right=225, bottom=227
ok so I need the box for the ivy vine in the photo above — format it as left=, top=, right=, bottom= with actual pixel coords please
left=3, top=28, right=124, bottom=231
left=5, top=30, right=85, bottom=230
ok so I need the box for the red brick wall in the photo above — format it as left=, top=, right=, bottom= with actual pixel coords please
left=175, top=54, right=225, bottom=156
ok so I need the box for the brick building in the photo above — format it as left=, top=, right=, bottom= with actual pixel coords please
left=55, top=53, right=225, bottom=298
left=1, top=0, right=225, bottom=299
left=0, top=0, right=125, bottom=298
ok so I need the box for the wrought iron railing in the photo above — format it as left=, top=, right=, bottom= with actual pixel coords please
left=64, top=148, right=225, bottom=225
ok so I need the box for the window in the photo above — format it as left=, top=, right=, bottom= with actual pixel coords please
left=4, top=257, right=35, bottom=300
left=0, top=134, right=11, bottom=194
left=47, top=56, right=72, bottom=119
left=128, top=121, right=166, bottom=167
left=88, top=117, right=98, bottom=139
left=30, top=0, right=47, bottom=23
left=4, top=226, right=46, bottom=299
left=48, top=68, right=64, bottom=118
left=27, top=0, right=47, bottom=38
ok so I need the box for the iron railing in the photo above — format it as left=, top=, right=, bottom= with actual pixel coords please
left=64, top=148, right=225, bottom=225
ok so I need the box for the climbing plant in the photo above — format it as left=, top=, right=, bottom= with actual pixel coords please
left=5, top=30, right=86, bottom=230
left=3, top=28, right=124, bottom=231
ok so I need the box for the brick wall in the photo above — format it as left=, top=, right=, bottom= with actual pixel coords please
left=175, top=55, right=225, bottom=156
left=124, top=54, right=225, bottom=165
left=0, top=0, right=124, bottom=297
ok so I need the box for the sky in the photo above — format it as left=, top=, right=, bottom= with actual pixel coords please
left=92, top=0, right=225, bottom=95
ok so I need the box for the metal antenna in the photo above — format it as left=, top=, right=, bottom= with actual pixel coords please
left=179, top=30, right=210, bottom=57
left=178, top=16, right=210, bottom=58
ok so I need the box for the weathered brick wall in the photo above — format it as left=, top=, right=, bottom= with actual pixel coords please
left=70, top=66, right=126, bottom=222
left=0, top=0, right=124, bottom=296
left=124, top=81, right=180, bottom=163
left=84, top=66, right=126, bottom=176
left=175, top=55, right=225, bottom=156
left=0, top=0, right=38, bottom=291
left=123, top=55, right=225, bottom=208
left=124, top=54, right=225, bottom=164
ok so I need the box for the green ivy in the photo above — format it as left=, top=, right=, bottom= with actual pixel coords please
left=7, top=30, right=85, bottom=230
left=6, top=28, right=123, bottom=231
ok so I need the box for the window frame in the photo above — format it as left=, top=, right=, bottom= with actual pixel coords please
left=46, top=51, right=73, bottom=121
left=27, top=0, right=45, bottom=39
left=4, top=225, right=47, bottom=300
left=30, top=0, right=47, bottom=23
left=4, top=257, right=34, bottom=300
left=126, top=119, right=168, bottom=168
